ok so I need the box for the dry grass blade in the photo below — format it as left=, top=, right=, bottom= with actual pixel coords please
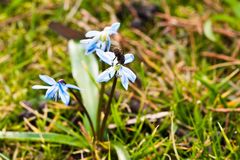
left=202, top=52, right=240, bottom=62
left=210, top=108, right=240, bottom=113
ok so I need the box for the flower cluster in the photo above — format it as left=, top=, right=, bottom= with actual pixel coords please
left=32, top=22, right=136, bottom=105
left=96, top=49, right=136, bottom=90
left=80, top=23, right=120, bottom=54
left=32, top=75, right=80, bottom=105
left=81, top=22, right=136, bottom=90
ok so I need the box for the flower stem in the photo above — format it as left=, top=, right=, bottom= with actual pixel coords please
left=69, top=89, right=96, bottom=140
left=96, top=63, right=106, bottom=140
left=99, top=76, right=117, bottom=140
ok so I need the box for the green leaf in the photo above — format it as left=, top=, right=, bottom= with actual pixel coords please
left=194, top=74, right=217, bottom=95
left=0, top=131, right=88, bottom=148
left=5, top=0, right=24, bottom=14
left=211, top=14, right=240, bottom=29
left=224, top=0, right=240, bottom=18
left=68, top=40, right=99, bottom=130
left=112, top=142, right=130, bottom=160
left=0, top=153, right=10, bottom=160
left=203, top=20, right=217, bottom=42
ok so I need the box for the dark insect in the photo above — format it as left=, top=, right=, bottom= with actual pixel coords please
left=113, top=48, right=125, bottom=65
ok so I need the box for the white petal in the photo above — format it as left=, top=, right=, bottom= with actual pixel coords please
left=39, top=75, right=56, bottom=85
left=85, top=35, right=99, bottom=47
left=96, top=49, right=115, bottom=65
left=32, top=85, right=50, bottom=90
left=96, top=67, right=115, bottom=82
left=65, top=84, right=81, bottom=90
left=124, top=54, right=134, bottom=64
left=85, top=30, right=100, bottom=37
left=121, top=66, right=136, bottom=82
left=106, top=51, right=116, bottom=60
left=80, top=39, right=92, bottom=44
left=108, top=22, right=120, bottom=35
left=120, top=74, right=129, bottom=90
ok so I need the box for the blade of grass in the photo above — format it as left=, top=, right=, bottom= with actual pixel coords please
left=170, top=113, right=180, bottom=160
left=217, top=122, right=234, bottom=153
left=216, top=68, right=239, bottom=89
left=0, top=153, right=10, bottom=160
left=0, top=131, right=87, bottom=148
left=20, top=101, right=87, bottom=141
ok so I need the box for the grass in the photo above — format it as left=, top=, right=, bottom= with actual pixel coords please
left=1, top=0, right=240, bottom=159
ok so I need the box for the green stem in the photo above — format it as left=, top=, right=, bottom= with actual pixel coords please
left=96, top=63, right=106, bottom=140
left=99, top=76, right=117, bottom=140
left=69, top=89, right=96, bottom=140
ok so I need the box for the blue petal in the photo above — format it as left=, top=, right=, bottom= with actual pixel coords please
left=58, top=83, right=70, bottom=105
left=109, top=22, right=120, bottom=35
left=121, top=66, right=136, bottom=82
left=45, top=85, right=58, bottom=99
left=100, top=41, right=107, bottom=52
left=85, top=36, right=100, bottom=55
left=96, top=49, right=115, bottom=65
left=86, top=41, right=98, bottom=55
left=39, top=75, right=56, bottom=85
left=65, top=84, right=81, bottom=90
left=124, top=54, right=134, bottom=64
left=85, top=30, right=100, bottom=37
left=32, top=85, right=50, bottom=90
left=96, top=67, right=115, bottom=82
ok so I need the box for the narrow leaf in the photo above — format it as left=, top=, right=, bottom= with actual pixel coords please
left=217, top=122, right=234, bottom=153
left=0, top=153, right=10, bottom=160
left=0, top=131, right=87, bottom=148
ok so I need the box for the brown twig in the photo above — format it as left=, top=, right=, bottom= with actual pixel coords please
left=202, top=52, right=240, bottom=62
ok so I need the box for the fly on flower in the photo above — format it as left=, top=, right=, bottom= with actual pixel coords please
left=32, top=75, right=81, bottom=105
left=80, top=22, right=120, bottom=55
left=96, top=48, right=136, bottom=90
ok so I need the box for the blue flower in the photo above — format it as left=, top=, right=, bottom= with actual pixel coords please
left=32, top=75, right=81, bottom=105
left=96, top=49, right=136, bottom=90
left=80, top=22, right=120, bottom=55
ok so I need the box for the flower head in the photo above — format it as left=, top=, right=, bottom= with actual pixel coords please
left=80, top=22, right=120, bottom=55
left=32, top=75, right=81, bottom=105
left=96, top=49, right=136, bottom=90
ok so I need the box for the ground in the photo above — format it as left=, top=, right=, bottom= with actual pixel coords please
left=0, top=0, right=240, bottom=159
